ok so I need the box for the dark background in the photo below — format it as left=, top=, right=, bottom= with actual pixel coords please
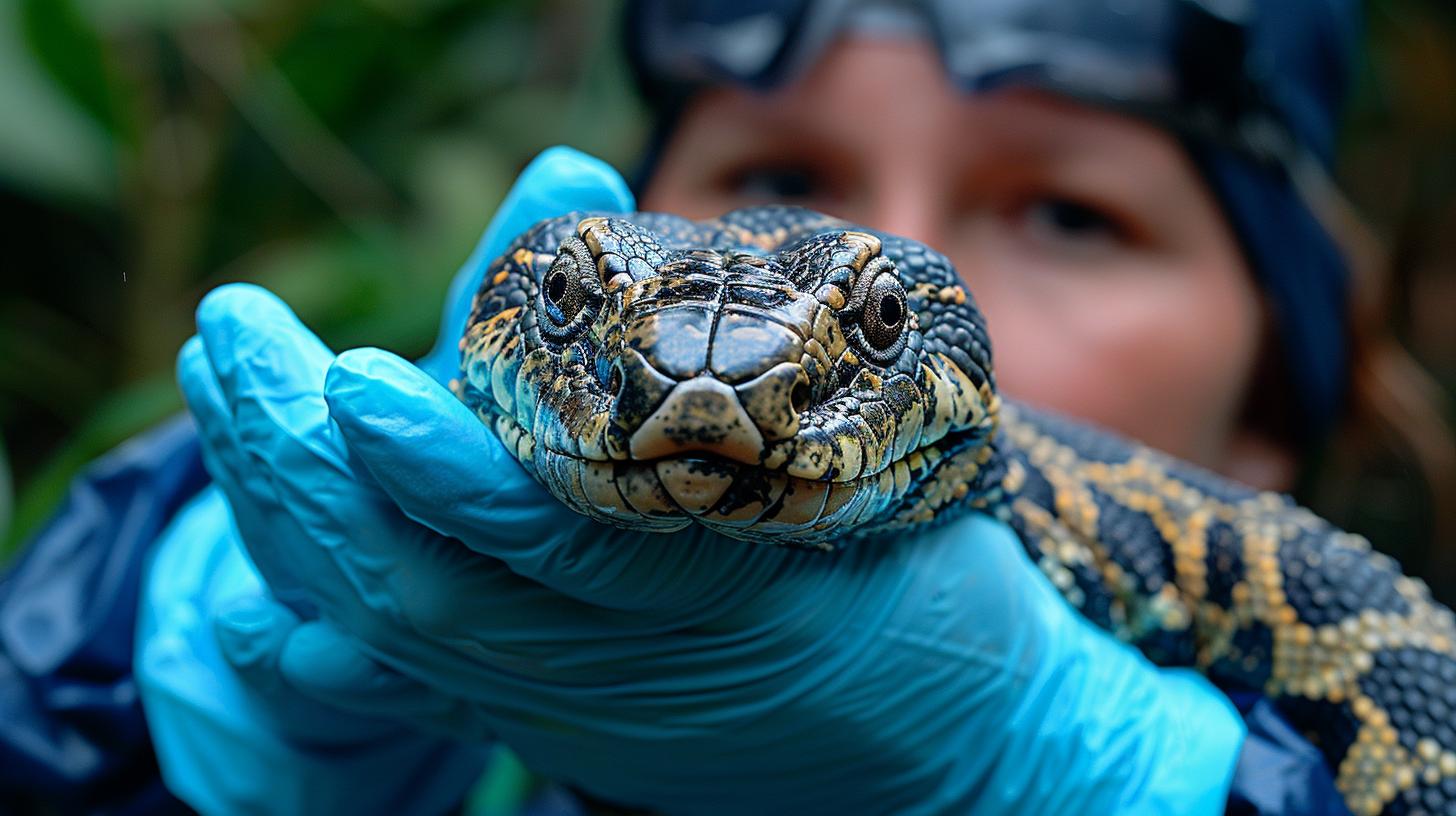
left=1, top=0, right=1453, bottom=596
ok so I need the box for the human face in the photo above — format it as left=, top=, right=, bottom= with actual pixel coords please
left=641, top=37, right=1294, bottom=490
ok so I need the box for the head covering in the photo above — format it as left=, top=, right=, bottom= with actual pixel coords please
left=1189, top=0, right=1362, bottom=445
left=623, top=0, right=1363, bottom=446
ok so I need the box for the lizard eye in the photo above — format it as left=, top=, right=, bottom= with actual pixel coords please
left=844, top=256, right=909, bottom=362
left=863, top=277, right=905, bottom=350
left=538, top=236, right=601, bottom=340
left=544, top=264, right=584, bottom=325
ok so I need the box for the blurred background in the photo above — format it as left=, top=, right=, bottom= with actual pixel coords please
left=0, top=0, right=1453, bottom=595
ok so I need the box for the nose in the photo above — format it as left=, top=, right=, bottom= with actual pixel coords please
left=612, top=297, right=814, bottom=466
left=865, top=163, right=948, bottom=252
left=629, top=375, right=765, bottom=463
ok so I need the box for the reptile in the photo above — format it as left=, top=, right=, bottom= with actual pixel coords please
left=453, top=205, right=1456, bottom=816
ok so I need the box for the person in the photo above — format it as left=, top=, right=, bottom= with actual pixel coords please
left=1, top=1, right=1448, bottom=814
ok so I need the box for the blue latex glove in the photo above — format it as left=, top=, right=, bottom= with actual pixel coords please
left=173, top=165, right=1245, bottom=812
left=137, top=146, right=635, bottom=816
left=137, top=487, right=491, bottom=815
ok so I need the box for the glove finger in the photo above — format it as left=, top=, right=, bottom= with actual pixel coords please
left=214, top=594, right=305, bottom=700
left=215, top=595, right=452, bottom=747
left=179, top=335, right=322, bottom=611
left=181, top=326, right=354, bottom=615
left=186, top=296, right=626, bottom=638
left=325, top=347, right=578, bottom=546
left=178, top=334, right=248, bottom=482
left=183, top=342, right=638, bottom=667
left=274, top=620, right=496, bottom=742
left=420, top=146, right=636, bottom=384
left=194, top=283, right=348, bottom=474
left=192, top=283, right=398, bottom=605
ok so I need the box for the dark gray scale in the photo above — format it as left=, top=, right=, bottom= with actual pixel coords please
left=874, top=430, right=992, bottom=532
left=1089, top=485, right=1175, bottom=600
left=721, top=280, right=800, bottom=321
left=1032, top=527, right=1121, bottom=633
left=1211, top=624, right=1276, bottom=690
left=891, top=236, right=993, bottom=391
left=1381, top=788, right=1424, bottom=816
left=1404, top=782, right=1453, bottom=816
left=880, top=234, right=960, bottom=289
left=1437, top=779, right=1456, bottom=815
left=468, top=265, right=524, bottom=325
left=1074, top=472, right=1207, bottom=660
left=780, top=232, right=872, bottom=291
left=1007, top=441, right=1057, bottom=509
left=1065, top=559, right=1118, bottom=632
left=1359, top=648, right=1456, bottom=758
left=932, top=323, right=992, bottom=392
left=713, top=204, right=833, bottom=240
left=1270, top=696, right=1362, bottom=769
left=1010, top=406, right=1136, bottom=467
left=1158, top=451, right=1270, bottom=507
left=1201, top=519, right=1246, bottom=611
left=1136, top=626, right=1201, bottom=668
left=1278, top=528, right=1413, bottom=627
left=631, top=212, right=711, bottom=247
left=996, top=444, right=1119, bottom=631
left=530, top=212, right=588, bottom=251
left=592, top=218, right=675, bottom=283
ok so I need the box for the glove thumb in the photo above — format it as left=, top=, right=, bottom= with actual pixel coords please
left=214, top=596, right=403, bottom=746
left=217, top=597, right=495, bottom=743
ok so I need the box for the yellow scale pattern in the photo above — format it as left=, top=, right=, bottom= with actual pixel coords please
left=997, top=404, right=1456, bottom=816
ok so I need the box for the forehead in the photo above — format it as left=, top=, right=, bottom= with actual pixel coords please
left=667, top=37, right=1190, bottom=179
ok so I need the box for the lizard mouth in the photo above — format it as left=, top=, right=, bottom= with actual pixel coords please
left=534, top=447, right=906, bottom=541
left=487, top=406, right=977, bottom=542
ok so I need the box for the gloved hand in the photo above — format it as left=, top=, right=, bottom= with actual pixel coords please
left=172, top=151, right=1246, bottom=813
left=137, top=145, right=635, bottom=816
left=136, top=487, right=493, bottom=815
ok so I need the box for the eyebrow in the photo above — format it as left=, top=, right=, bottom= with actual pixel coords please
left=695, top=83, right=1189, bottom=202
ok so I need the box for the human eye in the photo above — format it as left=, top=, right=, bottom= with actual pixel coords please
left=1015, top=196, right=1128, bottom=254
left=720, top=162, right=826, bottom=203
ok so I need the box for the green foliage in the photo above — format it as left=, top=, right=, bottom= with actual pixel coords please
left=20, top=0, right=124, bottom=139
left=0, top=0, right=645, bottom=555
left=0, top=1, right=117, bottom=202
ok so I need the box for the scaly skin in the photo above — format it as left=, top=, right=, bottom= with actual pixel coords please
left=454, top=206, right=1456, bottom=816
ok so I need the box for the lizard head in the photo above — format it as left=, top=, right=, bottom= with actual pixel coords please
left=455, top=207, right=999, bottom=546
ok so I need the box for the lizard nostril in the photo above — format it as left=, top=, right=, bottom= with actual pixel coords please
left=791, top=381, right=811, bottom=415
left=608, top=363, right=623, bottom=397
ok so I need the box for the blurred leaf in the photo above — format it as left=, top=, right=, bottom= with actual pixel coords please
left=20, top=0, right=122, bottom=137
left=221, top=226, right=415, bottom=344
left=77, top=0, right=267, bottom=29
left=275, top=4, right=408, bottom=126
left=0, top=2, right=116, bottom=202
left=474, top=86, right=575, bottom=158
left=0, top=300, right=110, bottom=423
left=408, top=134, right=511, bottom=242
left=3, top=374, right=182, bottom=558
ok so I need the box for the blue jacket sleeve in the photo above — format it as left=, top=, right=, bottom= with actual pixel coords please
left=0, top=418, right=1346, bottom=816
left=0, top=417, right=207, bottom=815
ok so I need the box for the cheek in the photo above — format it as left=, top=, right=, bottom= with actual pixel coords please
left=964, top=251, right=1262, bottom=468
